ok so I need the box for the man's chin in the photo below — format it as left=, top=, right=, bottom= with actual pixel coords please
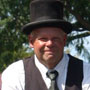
left=44, top=55, right=55, bottom=61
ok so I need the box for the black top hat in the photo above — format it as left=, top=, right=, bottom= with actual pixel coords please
left=22, top=0, right=72, bottom=35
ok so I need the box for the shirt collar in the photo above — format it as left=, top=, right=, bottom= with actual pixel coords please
left=34, top=53, right=69, bottom=76
left=54, top=53, right=69, bottom=77
left=34, top=55, right=48, bottom=78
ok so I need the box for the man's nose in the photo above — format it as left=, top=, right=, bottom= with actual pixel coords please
left=46, top=40, right=53, bottom=46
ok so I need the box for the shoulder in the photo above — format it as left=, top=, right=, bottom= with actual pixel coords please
left=83, top=61, right=90, bottom=76
left=1, top=60, right=25, bottom=89
left=68, top=54, right=83, bottom=65
left=2, top=60, right=24, bottom=80
left=23, top=56, right=34, bottom=63
left=82, top=61, right=90, bottom=89
left=3, top=60, right=24, bottom=74
left=83, top=61, right=90, bottom=67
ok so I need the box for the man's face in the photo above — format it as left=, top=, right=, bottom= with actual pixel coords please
left=29, top=27, right=67, bottom=68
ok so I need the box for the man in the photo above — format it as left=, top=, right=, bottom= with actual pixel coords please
left=1, top=0, right=90, bottom=90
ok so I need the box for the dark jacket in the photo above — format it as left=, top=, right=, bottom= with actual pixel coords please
left=23, top=54, right=83, bottom=90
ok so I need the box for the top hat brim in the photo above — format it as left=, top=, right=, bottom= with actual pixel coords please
left=22, top=19, right=72, bottom=35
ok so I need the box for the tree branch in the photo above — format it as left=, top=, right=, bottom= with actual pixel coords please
left=64, top=0, right=90, bottom=31
left=67, top=32, right=90, bottom=43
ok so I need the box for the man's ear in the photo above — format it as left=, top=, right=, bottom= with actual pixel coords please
left=28, top=35, right=34, bottom=48
left=63, top=34, right=67, bottom=46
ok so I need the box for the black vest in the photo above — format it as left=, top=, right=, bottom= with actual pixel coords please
left=23, top=54, right=83, bottom=90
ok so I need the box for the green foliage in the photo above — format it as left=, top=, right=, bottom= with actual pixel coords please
left=63, top=0, right=90, bottom=30
left=63, top=0, right=90, bottom=62
left=67, top=31, right=90, bottom=62
left=0, top=0, right=32, bottom=72
left=0, top=0, right=90, bottom=72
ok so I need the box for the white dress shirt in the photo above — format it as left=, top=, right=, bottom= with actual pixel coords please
left=1, top=53, right=90, bottom=90
left=34, top=53, right=69, bottom=90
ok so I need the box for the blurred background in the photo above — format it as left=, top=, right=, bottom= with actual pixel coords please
left=0, top=0, right=90, bottom=73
